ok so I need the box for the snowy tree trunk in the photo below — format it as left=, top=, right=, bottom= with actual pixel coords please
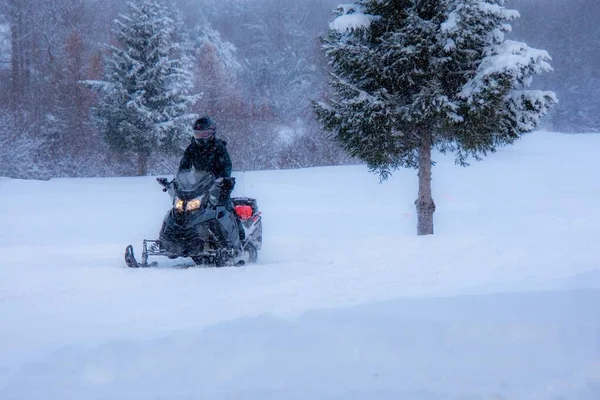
left=9, top=1, right=24, bottom=108
left=415, top=128, right=436, bottom=235
left=137, top=152, right=149, bottom=176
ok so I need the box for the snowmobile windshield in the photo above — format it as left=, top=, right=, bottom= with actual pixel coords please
left=173, top=169, right=215, bottom=199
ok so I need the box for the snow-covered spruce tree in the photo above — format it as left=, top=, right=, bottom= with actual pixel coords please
left=84, top=0, right=198, bottom=176
left=313, top=0, right=556, bottom=235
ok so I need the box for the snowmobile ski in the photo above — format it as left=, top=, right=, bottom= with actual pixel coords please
left=125, top=245, right=150, bottom=268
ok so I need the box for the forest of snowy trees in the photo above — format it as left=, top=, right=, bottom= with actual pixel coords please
left=0, top=0, right=597, bottom=179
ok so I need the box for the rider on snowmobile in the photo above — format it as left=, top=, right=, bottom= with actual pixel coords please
left=125, top=116, right=261, bottom=268
left=179, top=116, right=232, bottom=179
left=178, top=116, right=243, bottom=255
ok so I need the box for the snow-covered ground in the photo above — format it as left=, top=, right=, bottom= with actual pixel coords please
left=1, top=131, right=599, bottom=399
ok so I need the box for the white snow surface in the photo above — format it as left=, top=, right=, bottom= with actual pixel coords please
left=1, top=131, right=599, bottom=399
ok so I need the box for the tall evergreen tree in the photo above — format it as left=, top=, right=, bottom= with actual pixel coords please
left=85, top=0, right=197, bottom=175
left=314, top=0, right=556, bottom=235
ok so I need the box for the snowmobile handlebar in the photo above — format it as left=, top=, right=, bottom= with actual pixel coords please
left=156, top=175, right=234, bottom=194
left=156, top=177, right=170, bottom=192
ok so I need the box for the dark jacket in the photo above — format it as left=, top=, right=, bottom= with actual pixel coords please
left=178, top=138, right=232, bottom=178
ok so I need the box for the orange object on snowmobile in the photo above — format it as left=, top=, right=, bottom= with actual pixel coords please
left=234, top=205, right=253, bottom=220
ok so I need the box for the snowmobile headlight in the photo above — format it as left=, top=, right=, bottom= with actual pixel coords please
left=186, top=196, right=203, bottom=212
left=175, top=198, right=184, bottom=212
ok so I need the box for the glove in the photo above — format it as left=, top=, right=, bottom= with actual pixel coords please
left=221, top=177, right=236, bottom=191
left=156, top=177, right=169, bottom=192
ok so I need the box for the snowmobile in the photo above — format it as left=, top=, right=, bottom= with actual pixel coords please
left=125, top=169, right=262, bottom=268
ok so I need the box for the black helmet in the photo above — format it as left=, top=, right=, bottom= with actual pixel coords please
left=194, top=116, right=216, bottom=132
left=192, top=116, right=216, bottom=141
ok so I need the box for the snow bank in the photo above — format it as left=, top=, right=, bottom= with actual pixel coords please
left=2, top=290, right=599, bottom=400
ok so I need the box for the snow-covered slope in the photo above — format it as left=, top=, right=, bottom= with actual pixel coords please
left=1, top=131, right=599, bottom=399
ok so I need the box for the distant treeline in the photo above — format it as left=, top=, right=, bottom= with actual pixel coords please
left=0, top=0, right=594, bottom=179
